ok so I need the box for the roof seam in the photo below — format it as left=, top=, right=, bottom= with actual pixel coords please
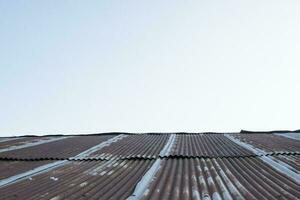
left=1, top=151, right=299, bottom=161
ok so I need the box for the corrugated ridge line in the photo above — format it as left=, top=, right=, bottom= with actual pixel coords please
left=1, top=151, right=300, bottom=161
left=225, top=134, right=300, bottom=184
left=127, top=134, right=176, bottom=200
left=2, top=130, right=299, bottom=139
left=0, top=134, right=126, bottom=188
left=0, top=137, right=71, bottom=153
left=0, top=132, right=235, bottom=138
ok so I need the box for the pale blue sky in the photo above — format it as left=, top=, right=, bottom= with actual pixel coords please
left=1, top=1, right=300, bottom=136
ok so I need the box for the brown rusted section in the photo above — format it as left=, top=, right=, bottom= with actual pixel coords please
left=0, top=161, right=52, bottom=179
left=0, top=137, right=52, bottom=149
left=231, top=134, right=300, bottom=152
left=141, top=157, right=300, bottom=200
left=0, top=135, right=115, bottom=159
left=0, top=160, right=153, bottom=200
left=0, top=134, right=299, bottom=200
left=170, top=134, right=253, bottom=157
left=274, top=155, right=300, bottom=172
left=89, top=134, right=170, bottom=159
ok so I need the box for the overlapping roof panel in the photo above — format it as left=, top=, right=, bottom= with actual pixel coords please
left=88, top=134, right=170, bottom=159
left=0, top=137, right=57, bottom=150
left=0, top=161, right=52, bottom=180
left=0, top=135, right=115, bottom=159
left=168, top=134, right=253, bottom=157
left=141, top=157, right=300, bottom=200
left=273, top=155, right=300, bottom=172
left=0, top=133, right=299, bottom=200
left=0, top=159, right=153, bottom=200
left=229, top=134, right=300, bottom=153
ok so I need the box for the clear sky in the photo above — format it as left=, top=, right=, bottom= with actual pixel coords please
left=1, top=1, right=300, bottom=136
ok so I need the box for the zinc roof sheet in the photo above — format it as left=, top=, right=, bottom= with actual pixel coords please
left=0, top=137, right=56, bottom=150
left=0, top=161, right=52, bottom=180
left=0, top=135, right=115, bottom=160
left=0, top=132, right=299, bottom=200
left=168, top=134, right=253, bottom=157
left=230, top=134, right=300, bottom=153
left=0, top=160, right=153, bottom=200
left=141, top=157, right=300, bottom=200
left=273, top=155, right=300, bottom=172
left=88, top=134, right=170, bottom=159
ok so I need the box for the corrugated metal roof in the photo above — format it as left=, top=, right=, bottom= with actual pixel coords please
left=0, top=137, right=58, bottom=150
left=273, top=155, right=300, bottom=172
left=168, top=134, right=253, bottom=157
left=139, top=157, right=300, bottom=200
left=0, top=135, right=115, bottom=160
left=0, top=160, right=154, bottom=200
left=88, top=134, right=170, bottom=159
left=229, top=134, right=300, bottom=153
left=0, top=132, right=299, bottom=200
left=0, top=161, right=52, bottom=180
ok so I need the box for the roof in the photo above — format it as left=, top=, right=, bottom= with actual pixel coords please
left=0, top=132, right=299, bottom=199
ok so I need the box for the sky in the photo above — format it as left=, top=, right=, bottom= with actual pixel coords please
left=1, top=1, right=300, bottom=136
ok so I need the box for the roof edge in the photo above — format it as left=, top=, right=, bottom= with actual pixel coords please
left=1, top=130, right=300, bottom=138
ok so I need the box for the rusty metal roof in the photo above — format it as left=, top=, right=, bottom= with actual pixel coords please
left=140, top=157, right=300, bottom=200
left=0, top=135, right=115, bottom=160
left=0, top=160, right=154, bottom=200
left=168, top=134, right=253, bottom=157
left=229, top=133, right=300, bottom=153
left=273, top=155, right=300, bottom=172
left=88, top=134, right=170, bottom=159
left=0, top=132, right=299, bottom=199
left=0, top=137, right=57, bottom=149
left=0, top=161, right=52, bottom=180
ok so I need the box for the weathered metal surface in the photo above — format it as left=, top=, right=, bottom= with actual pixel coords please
left=88, top=134, right=170, bottom=159
left=274, top=155, right=300, bottom=172
left=0, top=160, right=154, bottom=200
left=0, top=137, right=56, bottom=150
left=0, top=133, right=299, bottom=200
left=0, top=138, right=21, bottom=144
left=140, top=157, right=300, bottom=200
left=0, top=161, right=52, bottom=180
left=275, top=133, right=300, bottom=141
left=0, top=135, right=127, bottom=188
left=0, top=135, right=115, bottom=159
left=0, top=137, right=70, bottom=154
left=169, top=134, right=253, bottom=157
left=230, top=134, right=300, bottom=152
left=225, top=134, right=300, bottom=184
left=127, top=135, right=176, bottom=200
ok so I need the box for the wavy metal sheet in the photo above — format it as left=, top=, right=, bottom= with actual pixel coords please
left=0, top=134, right=299, bottom=200
left=0, top=135, right=115, bottom=159
left=169, top=134, right=253, bottom=157
left=274, top=155, right=300, bottom=172
left=230, top=134, right=300, bottom=153
left=0, top=161, right=52, bottom=180
left=0, top=137, right=55, bottom=150
left=0, top=160, right=153, bottom=200
left=140, top=157, right=300, bottom=200
left=88, top=134, right=170, bottom=159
